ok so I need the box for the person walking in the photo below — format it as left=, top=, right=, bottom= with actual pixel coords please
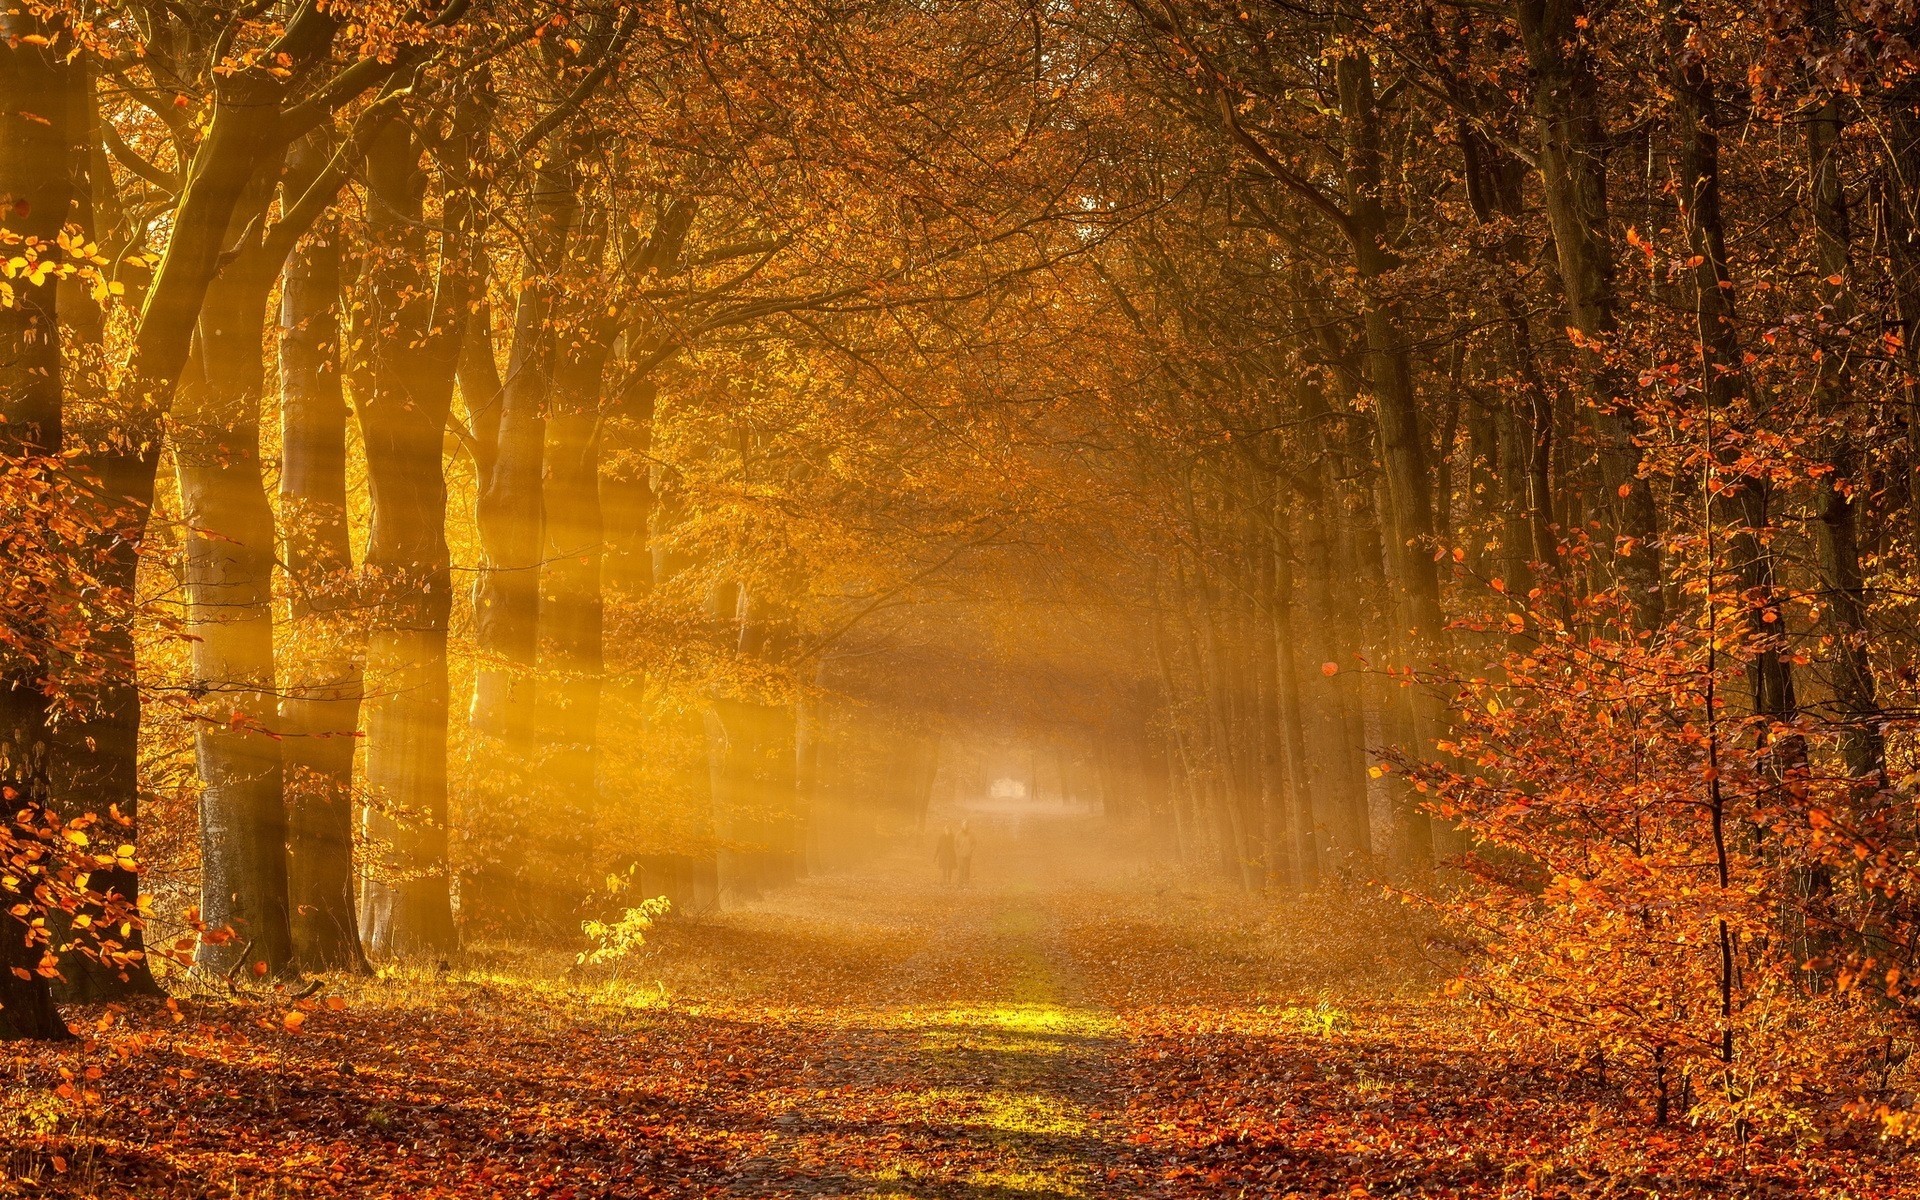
left=934, top=826, right=957, bottom=886
left=955, top=820, right=975, bottom=888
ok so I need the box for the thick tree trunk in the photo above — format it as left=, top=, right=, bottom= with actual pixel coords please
left=0, top=3, right=79, bottom=1036
left=353, top=120, right=470, bottom=957
left=1516, top=0, right=1663, bottom=621
left=0, top=695, right=72, bottom=1039
left=38, top=53, right=161, bottom=1001
left=48, top=8, right=350, bottom=994
left=1334, top=48, right=1441, bottom=647
left=466, top=159, right=577, bottom=922
left=1461, top=122, right=1555, bottom=598
left=1333, top=45, right=1455, bottom=869
left=1884, top=80, right=1920, bottom=563
left=539, top=290, right=615, bottom=917
left=279, top=136, right=370, bottom=973
left=174, top=161, right=296, bottom=978
left=1805, top=31, right=1883, bottom=783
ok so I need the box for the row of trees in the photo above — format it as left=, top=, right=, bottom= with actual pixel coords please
left=9, top=0, right=1920, bottom=1138
left=1050, top=0, right=1920, bottom=1135
left=0, top=0, right=1109, bottom=1037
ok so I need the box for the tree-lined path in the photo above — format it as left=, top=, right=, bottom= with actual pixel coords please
left=16, top=0, right=1920, bottom=1186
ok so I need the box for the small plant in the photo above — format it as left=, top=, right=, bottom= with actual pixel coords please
left=578, top=868, right=672, bottom=979
left=5, top=1088, right=70, bottom=1137
left=1276, top=1001, right=1354, bottom=1038
left=578, top=899, right=672, bottom=976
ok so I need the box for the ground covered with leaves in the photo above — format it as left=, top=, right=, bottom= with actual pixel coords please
left=4, top=822, right=1916, bottom=1198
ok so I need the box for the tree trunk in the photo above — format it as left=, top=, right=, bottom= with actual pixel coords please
left=1293, top=437, right=1370, bottom=862
left=50, top=8, right=350, bottom=992
left=1334, top=46, right=1441, bottom=648
left=278, top=134, right=370, bottom=973
left=174, top=162, right=294, bottom=978
left=1270, top=503, right=1321, bottom=889
left=353, top=118, right=471, bottom=958
left=1333, top=44, right=1455, bottom=868
left=0, top=2, right=79, bottom=1036
left=42, top=52, right=162, bottom=1001
left=466, top=157, right=577, bottom=921
left=1251, top=506, right=1289, bottom=891
left=1667, top=8, right=1796, bottom=723
left=1516, top=0, right=1663, bottom=622
left=1805, top=22, right=1883, bottom=783
left=1184, top=557, right=1255, bottom=887
left=538, top=235, right=616, bottom=920
left=706, top=698, right=798, bottom=903
left=1884, top=77, right=1920, bottom=564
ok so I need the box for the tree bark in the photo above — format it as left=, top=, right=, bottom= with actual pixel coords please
left=1332, top=45, right=1456, bottom=868
left=1805, top=17, right=1883, bottom=783
left=37, top=47, right=162, bottom=1002
left=1667, top=7, right=1796, bottom=723
left=1292, top=413, right=1370, bottom=862
left=705, top=697, right=797, bottom=903
left=1333, top=46, right=1441, bottom=648
left=539, top=233, right=616, bottom=918
left=174, top=161, right=295, bottom=978
left=1516, top=0, right=1664, bottom=622
left=1251, top=503, right=1288, bottom=890
left=466, top=156, right=576, bottom=921
left=353, top=116, right=472, bottom=958
left=279, top=134, right=370, bottom=972
left=55, top=3, right=355, bottom=990
left=0, top=2, right=79, bottom=1036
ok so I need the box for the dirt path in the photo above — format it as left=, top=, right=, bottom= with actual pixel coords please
left=718, top=880, right=1129, bottom=1198
left=7, top=818, right=1914, bottom=1198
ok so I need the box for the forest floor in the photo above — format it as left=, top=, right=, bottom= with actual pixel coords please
left=3, top=817, right=1917, bottom=1199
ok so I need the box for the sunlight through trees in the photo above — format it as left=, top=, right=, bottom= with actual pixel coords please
left=7, top=0, right=1920, bottom=1191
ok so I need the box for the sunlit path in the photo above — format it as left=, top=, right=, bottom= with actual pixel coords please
left=722, top=906, right=1124, bottom=1197
left=660, top=822, right=1137, bottom=1198
left=8, top=813, right=1917, bottom=1196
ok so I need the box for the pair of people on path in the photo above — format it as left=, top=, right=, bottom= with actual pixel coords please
left=935, top=822, right=975, bottom=887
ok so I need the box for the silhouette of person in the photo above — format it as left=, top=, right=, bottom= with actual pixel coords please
left=955, top=820, right=975, bottom=888
left=934, top=826, right=957, bottom=885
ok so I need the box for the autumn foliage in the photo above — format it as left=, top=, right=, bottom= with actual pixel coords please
left=11, top=0, right=1920, bottom=1189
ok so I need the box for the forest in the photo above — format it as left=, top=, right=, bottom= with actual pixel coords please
left=6, top=0, right=1920, bottom=1195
